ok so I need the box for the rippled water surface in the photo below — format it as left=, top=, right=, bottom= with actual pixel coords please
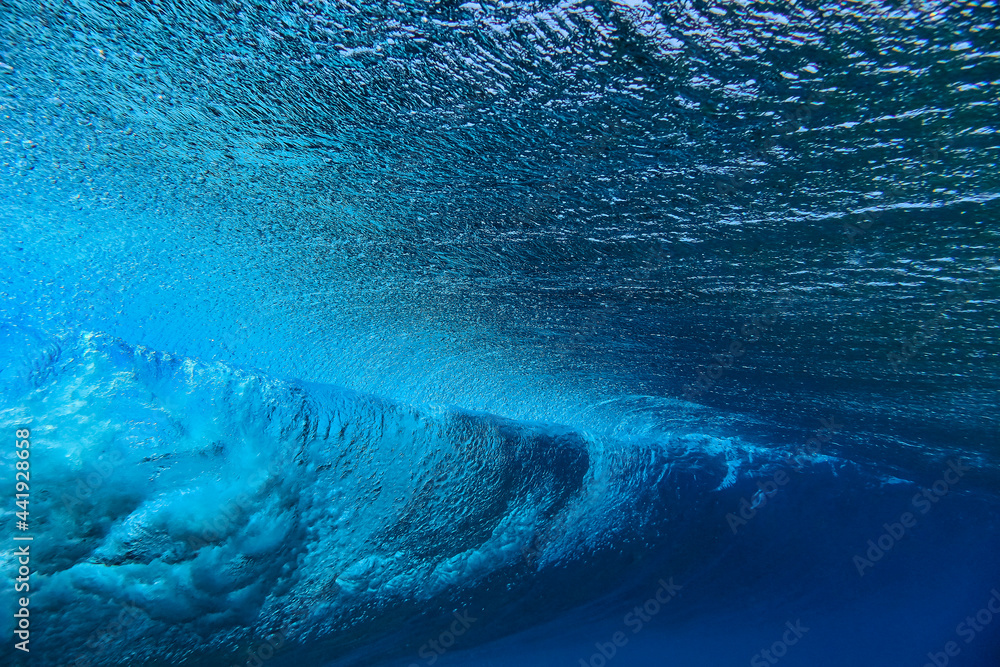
left=1, top=1, right=999, bottom=666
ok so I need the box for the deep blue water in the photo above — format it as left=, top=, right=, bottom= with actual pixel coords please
left=1, top=1, right=999, bottom=666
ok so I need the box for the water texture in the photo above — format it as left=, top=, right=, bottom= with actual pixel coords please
left=1, top=1, right=998, bottom=666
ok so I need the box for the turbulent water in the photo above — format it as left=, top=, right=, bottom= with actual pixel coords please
left=1, top=1, right=999, bottom=666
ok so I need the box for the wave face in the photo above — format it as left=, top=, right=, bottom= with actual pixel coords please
left=1, top=0, right=999, bottom=665
left=3, top=331, right=999, bottom=667
left=0, top=331, right=754, bottom=665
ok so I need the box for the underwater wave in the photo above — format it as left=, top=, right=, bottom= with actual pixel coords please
left=1, top=0, right=999, bottom=665
left=1, top=331, right=998, bottom=666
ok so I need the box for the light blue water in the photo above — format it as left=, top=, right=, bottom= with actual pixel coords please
left=1, top=1, right=999, bottom=666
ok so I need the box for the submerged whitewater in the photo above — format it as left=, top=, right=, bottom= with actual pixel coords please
left=4, top=330, right=998, bottom=667
left=1, top=0, right=999, bottom=665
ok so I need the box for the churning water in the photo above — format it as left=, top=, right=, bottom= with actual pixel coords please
left=1, top=1, right=998, bottom=666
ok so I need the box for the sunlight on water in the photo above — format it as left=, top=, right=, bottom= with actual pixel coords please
left=0, top=1, right=998, bottom=665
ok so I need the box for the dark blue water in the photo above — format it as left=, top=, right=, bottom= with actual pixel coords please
left=1, top=1, right=998, bottom=666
